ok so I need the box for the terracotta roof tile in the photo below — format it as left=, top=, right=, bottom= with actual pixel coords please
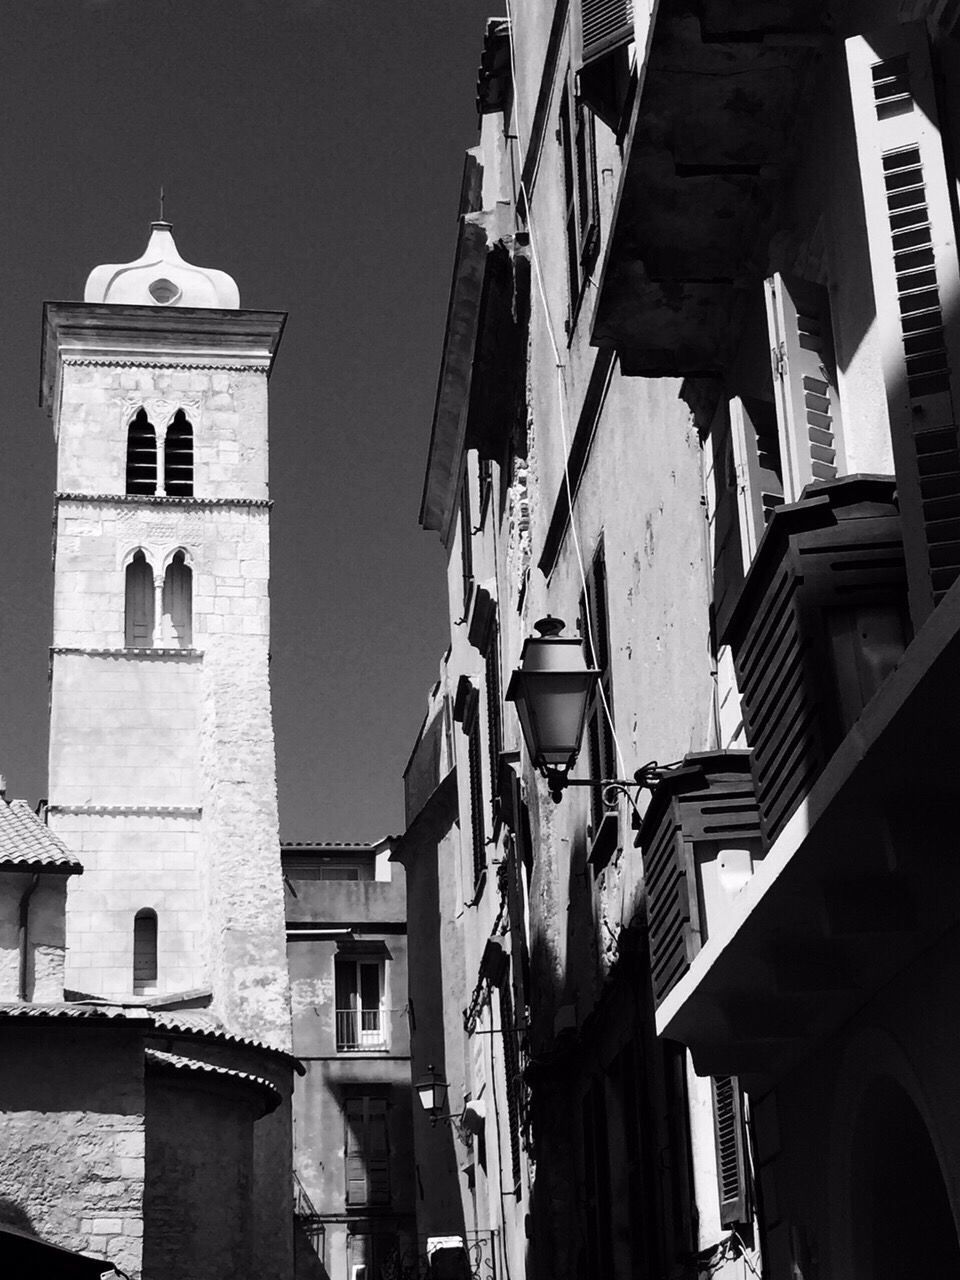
left=0, top=801, right=82, bottom=872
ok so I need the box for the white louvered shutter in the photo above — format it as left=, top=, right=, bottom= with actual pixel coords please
left=581, top=0, right=634, bottom=65
left=712, top=1075, right=749, bottom=1227
left=765, top=274, right=845, bottom=504
left=847, top=24, right=960, bottom=621
left=729, top=395, right=785, bottom=570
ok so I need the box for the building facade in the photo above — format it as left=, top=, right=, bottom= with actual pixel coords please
left=0, top=222, right=298, bottom=1279
left=402, top=2, right=960, bottom=1279
left=283, top=840, right=416, bottom=1280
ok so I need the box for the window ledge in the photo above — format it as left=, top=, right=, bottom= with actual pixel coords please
left=51, top=646, right=202, bottom=660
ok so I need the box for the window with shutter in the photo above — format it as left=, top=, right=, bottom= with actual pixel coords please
left=125, top=550, right=155, bottom=648
left=710, top=401, right=746, bottom=640
left=765, top=273, right=845, bottom=503
left=468, top=717, right=486, bottom=886
left=126, top=409, right=157, bottom=495
left=581, top=0, right=634, bottom=65
left=579, top=544, right=616, bottom=833
left=162, top=550, right=192, bottom=648
left=344, top=1097, right=390, bottom=1207
left=499, top=977, right=522, bottom=1192
left=711, top=1075, right=750, bottom=1227
left=729, top=396, right=784, bottom=568
left=847, top=24, right=960, bottom=620
left=559, top=69, right=600, bottom=319
left=163, top=409, right=193, bottom=496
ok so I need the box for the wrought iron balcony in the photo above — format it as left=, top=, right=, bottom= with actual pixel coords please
left=336, top=1007, right=390, bottom=1052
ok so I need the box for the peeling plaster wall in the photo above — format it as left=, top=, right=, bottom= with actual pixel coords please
left=0, top=1025, right=145, bottom=1277
left=0, top=874, right=68, bottom=1000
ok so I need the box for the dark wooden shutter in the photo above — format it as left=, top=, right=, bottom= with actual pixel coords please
left=847, top=24, right=960, bottom=621
left=765, top=274, right=844, bottom=501
left=711, top=402, right=746, bottom=639
left=345, top=1097, right=390, bottom=1207
left=468, top=718, right=486, bottom=885
left=581, top=0, right=634, bottom=65
left=712, top=1075, right=749, bottom=1227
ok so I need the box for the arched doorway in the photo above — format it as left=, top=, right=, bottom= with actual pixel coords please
left=851, top=1077, right=960, bottom=1278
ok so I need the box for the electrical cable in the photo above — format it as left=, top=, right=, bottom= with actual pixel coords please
left=502, top=0, right=626, bottom=780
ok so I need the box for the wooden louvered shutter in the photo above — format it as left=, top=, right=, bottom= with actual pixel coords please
left=847, top=24, right=960, bottom=622
left=729, top=396, right=784, bottom=569
left=345, top=1098, right=390, bottom=1206
left=711, top=401, right=746, bottom=638
left=765, top=274, right=844, bottom=503
left=711, top=1075, right=749, bottom=1227
left=581, top=0, right=634, bottom=65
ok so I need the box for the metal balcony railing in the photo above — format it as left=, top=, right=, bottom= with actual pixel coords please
left=336, top=1007, right=390, bottom=1052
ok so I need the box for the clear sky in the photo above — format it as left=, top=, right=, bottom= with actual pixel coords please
left=0, top=0, right=496, bottom=841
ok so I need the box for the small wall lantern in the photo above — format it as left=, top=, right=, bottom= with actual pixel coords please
left=505, top=617, right=599, bottom=800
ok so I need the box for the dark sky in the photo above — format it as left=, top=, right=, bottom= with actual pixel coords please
left=0, top=0, right=494, bottom=841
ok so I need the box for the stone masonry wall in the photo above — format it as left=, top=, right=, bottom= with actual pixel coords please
left=0, top=1023, right=146, bottom=1277
left=55, top=364, right=269, bottom=499
left=55, top=810, right=203, bottom=997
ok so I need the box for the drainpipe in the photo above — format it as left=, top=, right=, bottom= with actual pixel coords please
left=18, top=872, right=41, bottom=1001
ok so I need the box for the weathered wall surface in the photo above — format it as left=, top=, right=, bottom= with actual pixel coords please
left=55, top=363, right=269, bottom=499
left=0, top=875, right=68, bottom=1000
left=143, top=1075, right=256, bottom=1280
left=0, top=1023, right=146, bottom=1276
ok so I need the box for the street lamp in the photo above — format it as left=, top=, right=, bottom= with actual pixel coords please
left=505, top=616, right=600, bottom=800
left=506, top=617, right=665, bottom=802
left=414, top=1066, right=462, bottom=1127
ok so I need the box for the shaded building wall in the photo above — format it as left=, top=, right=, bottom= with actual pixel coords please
left=143, top=1076, right=258, bottom=1280
left=0, top=1023, right=147, bottom=1277
left=286, top=853, right=415, bottom=1280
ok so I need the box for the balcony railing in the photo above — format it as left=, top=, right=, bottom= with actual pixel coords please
left=336, top=1007, right=389, bottom=1052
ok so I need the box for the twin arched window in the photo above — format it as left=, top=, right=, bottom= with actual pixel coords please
left=125, top=409, right=193, bottom=496
left=125, top=549, right=192, bottom=648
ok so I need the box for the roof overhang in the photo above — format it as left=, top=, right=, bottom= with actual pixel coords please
left=657, top=572, right=960, bottom=1085
left=40, top=301, right=287, bottom=420
left=591, top=0, right=828, bottom=374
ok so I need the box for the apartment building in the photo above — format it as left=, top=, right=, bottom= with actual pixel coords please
left=402, top=2, right=960, bottom=1278
left=283, top=840, right=416, bottom=1280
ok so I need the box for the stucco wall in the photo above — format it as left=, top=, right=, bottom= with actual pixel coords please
left=0, top=874, right=68, bottom=1000
left=0, top=1023, right=146, bottom=1277
left=143, top=1073, right=257, bottom=1280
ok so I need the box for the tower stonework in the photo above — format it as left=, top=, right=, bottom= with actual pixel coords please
left=41, top=222, right=292, bottom=1052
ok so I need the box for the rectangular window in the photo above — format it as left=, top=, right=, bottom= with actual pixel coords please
left=460, top=474, right=474, bottom=607
left=468, top=717, right=486, bottom=886
left=335, top=958, right=386, bottom=1052
left=765, top=273, right=845, bottom=503
left=559, top=69, right=600, bottom=317
left=580, top=544, right=615, bottom=831
left=344, top=1096, right=390, bottom=1206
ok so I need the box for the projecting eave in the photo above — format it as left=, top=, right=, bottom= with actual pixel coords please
left=419, top=216, right=490, bottom=544
left=40, top=301, right=287, bottom=416
left=590, top=0, right=827, bottom=375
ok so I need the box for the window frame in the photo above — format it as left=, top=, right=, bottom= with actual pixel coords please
left=334, top=955, right=387, bottom=1053
left=559, top=66, right=600, bottom=328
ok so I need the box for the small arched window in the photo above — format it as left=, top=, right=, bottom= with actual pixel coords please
left=126, top=409, right=157, bottom=495
left=164, top=410, right=193, bottom=497
left=162, top=550, right=193, bottom=648
left=125, top=550, right=155, bottom=647
left=133, top=908, right=158, bottom=994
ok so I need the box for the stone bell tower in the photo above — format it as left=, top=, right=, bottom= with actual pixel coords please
left=41, top=221, right=291, bottom=1051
